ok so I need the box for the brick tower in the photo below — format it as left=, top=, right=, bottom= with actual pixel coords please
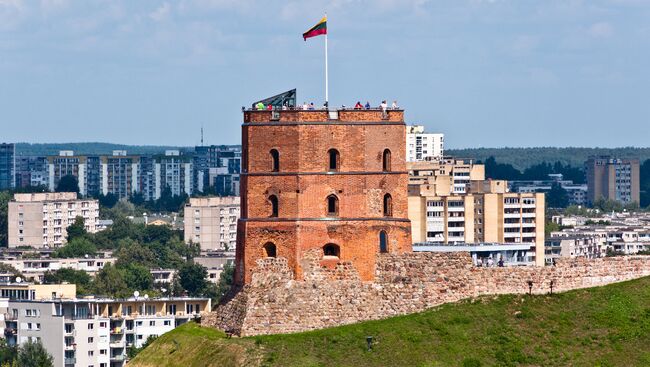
left=235, top=105, right=412, bottom=285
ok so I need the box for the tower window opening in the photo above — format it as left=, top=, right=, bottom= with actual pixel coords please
left=383, top=194, right=393, bottom=217
left=269, top=195, right=279, bottom=217
left=327, top=195, right=339, bottom=216
left=270, top=149, right=280, bottom=172
left=379, top=231, right=388, bottom=253
left=382, top=149, right=392, bottom=172
left=328, top=149, right=340, bottom=172
left=263, top=242, right=277, bottom=258
left=323, top=243, right=340, bottom=258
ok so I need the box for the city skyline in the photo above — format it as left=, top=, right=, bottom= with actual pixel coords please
left=1, top=0, right=649, bottom=148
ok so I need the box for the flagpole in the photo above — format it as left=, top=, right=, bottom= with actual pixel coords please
left=325, top=13, right=329, bottom=108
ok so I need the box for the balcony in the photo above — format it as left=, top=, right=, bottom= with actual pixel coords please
left=110, top=355, right=126, bottom=361
left=64, top=357, right=76, bottom=365
left=109, top=341, right=124, bottom=348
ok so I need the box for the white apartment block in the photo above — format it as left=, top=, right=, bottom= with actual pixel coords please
left=2, top=284, right=210, bottom=367
left=8, top=193, right=99, bottom=249
left=0, top=257, right=115, bottom=282
left=184, top=197, right=240, bottom=251
left=406, top=125, right=444, bottom=162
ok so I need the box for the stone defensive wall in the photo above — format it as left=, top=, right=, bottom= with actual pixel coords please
left=203, top=251, right=650, bottom=336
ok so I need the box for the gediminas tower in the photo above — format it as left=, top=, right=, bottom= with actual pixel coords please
left=235, top=100, right=412, bottom=285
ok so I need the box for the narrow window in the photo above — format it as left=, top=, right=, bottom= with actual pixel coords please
left=323, top=243, right=340, bottom=257
left=379, top=231, right=388, bottom=253
left=270, top=149, right=280, bottom=172
left=327, top=195, right=339, bottom=216
left=269, top=195, right=279, bottom=217
left=328, top=149, right=340, bottom=171
left=263, top=242, right=277, bottom=258
left=382, top=149, right=391, bottom=171
left=383, top=194, right=392, bottom=217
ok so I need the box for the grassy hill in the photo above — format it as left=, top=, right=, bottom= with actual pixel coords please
left=130, top=276, right=650, bottom=367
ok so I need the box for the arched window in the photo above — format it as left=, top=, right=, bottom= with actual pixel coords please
left=383, top=194, right=392, bottom=217
left=263, top=242, right=277, bottom=258
left=270, top=149, right=280, bottom=172
left=327, top=195, right=339, bottom=216
left=268, top=195, right=279, bottom=217
left=328, top=149, right=340, bottom=172
left=379, top=231, right=388, bottom=253
left=382, top=149, right=391, bottom=172
left=323, top=243, right=340, bottom=257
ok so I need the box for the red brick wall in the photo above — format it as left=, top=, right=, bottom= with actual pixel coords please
left=235, top=110, right=412, bottom=285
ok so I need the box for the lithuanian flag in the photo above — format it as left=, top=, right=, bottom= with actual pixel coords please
left=303, top=16, right=327, bottom=41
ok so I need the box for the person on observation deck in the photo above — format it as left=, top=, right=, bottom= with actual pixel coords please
left=354, top=101, right=363, bottom=109
left=364, top=101, right=371, bottom=109
left=391, top=100, right=399, bottom=109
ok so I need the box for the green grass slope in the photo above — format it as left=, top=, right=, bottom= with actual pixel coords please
left=131, top=276, right=650, bottom=367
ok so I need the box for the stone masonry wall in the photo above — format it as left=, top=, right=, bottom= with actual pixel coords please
left=203, top=252, right=650, bottom=336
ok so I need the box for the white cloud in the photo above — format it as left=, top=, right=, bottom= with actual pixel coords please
left=588, top=21, right=614, bottom=38
left=150, top=2, right=171, bottom=22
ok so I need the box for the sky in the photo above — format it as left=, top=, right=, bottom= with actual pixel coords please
left=1, top=0, right=649, bottom=148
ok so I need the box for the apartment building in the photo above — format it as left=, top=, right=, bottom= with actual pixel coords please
left=8, top=192, right=99, bottom=248
left=193, top=145, right=241, bottom=196
left=545, top=235, right=605, bottom=264
left=0, top=257, right=115, bottom=282
left=100, top=151, right=140, bottom=200
left=15, top=156, right=49, bottom=188
left=405, top=125, right=444, bottom=162
left=510, top=173, right=588, bottom=206
left=47, top=151, right=101, bottom=197
left=586, top=156, right=640, bottom=205
left=2, top=284, right=210, bottom=367
left=184, top=197, right=240, bottom=251
left=0, top=143, right=15, bottom=190
left=409, top=174, right=545, bottom=265
left=155, top=150, right=192, bottom=198
left=408, top=157, right=485, bottom=194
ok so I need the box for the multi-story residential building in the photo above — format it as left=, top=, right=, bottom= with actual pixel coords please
left=184, top=197, right=240, bottom=251
left=15, top=156, right=50, bottom=188
left=405, top=125, right=444, bottom=162
left=510, top=173, right=588, bottom=206
left=0, top=143, right=15, bottom=190
left=408, top=157, right=484, bottom=194
left=47, top=151, right=102, bottom=197
left=100, top=151, right=140, bottom=199
left=155, top=150, right=192, bottom=198
left=2, top=283, right=210, bottom=367
left=0, top=257, right=115, bottom=282
left=192, top=145, right=241, bottom=196
left=409, top=175, right=545, bottom=266
left=586, top=156, right=640, bottom=205
left=7, top=192, right=99, bottom=248
left=544, top=235, right=605, bottom=265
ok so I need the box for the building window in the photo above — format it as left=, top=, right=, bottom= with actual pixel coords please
left=270, top=149, right=280, bottom=172
left=382, top=149, right=391, bottom=171
left=263, top=242, right=277, bottom=258
left=323, top=243, right=340, bottom=258
left=379, top=231, right=388, bottom=253
left=268, top=195, right=279, bottom=217
left=383, top=194, right=393, bottom=217
left=328, top=149, right=340, bottom=172
left=326, top=195, right=339, bottom=216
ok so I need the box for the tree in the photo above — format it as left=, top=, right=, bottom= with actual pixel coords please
left=0, top=191, right=11, bottom=247
left=93, top=263, right=129, bottom=297
left=43, top=268, right=93, bottom=295
left=66, top=216, right=87, bottom=242
left=546, top=183, right=569, bottom=208
left=0, top=339, right=18, bottom=364
left=178, top=262, right=208, bottom=297
left=98, top=193, right=119, bottom=208
left=214, top=262, right=235, bottom=304
left=17, top=339, right=53, bottom=367
left=55, top=175, right=79, bottom=194
left=120, top=263, right=154, bottom=292
left=52, top=238, right=97, bottom=258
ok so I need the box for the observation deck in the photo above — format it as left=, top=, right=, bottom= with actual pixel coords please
left=243, top=108, right=404, bottom=124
